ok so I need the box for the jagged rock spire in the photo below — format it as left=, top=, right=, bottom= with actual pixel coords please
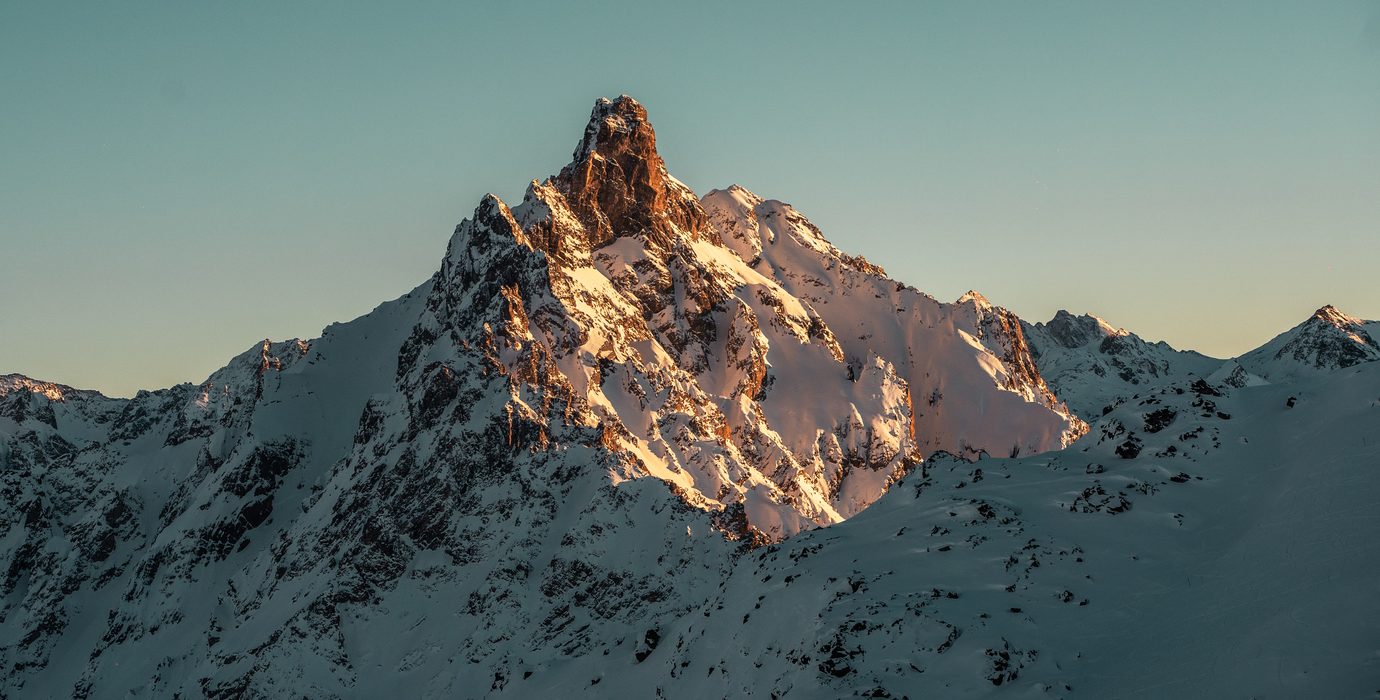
left=547, top=95, right=708, bottom=253
left=571, top=95, right=655, bottom=164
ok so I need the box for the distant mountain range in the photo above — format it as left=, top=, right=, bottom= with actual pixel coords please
left=3, top=96, right=1376, bottom=698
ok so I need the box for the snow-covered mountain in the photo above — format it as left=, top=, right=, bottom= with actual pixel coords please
left=2, top=96, right=1376, bottom=698
left=1022, top=311, right=1221, bottom=418
left=2, top=96, right=1083, bottom=696
left=1023, top=304, right=1380, bottom=420
left=1237, top=304, right=1380, bottom=382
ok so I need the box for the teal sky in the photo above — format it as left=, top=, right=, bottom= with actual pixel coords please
left=3, top=1, right=1378, bottom=397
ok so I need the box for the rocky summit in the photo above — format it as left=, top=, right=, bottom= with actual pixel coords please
left=2, top=97, right=1377, bottom=699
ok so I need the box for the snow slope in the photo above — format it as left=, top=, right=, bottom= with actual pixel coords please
left=9, top=321, right=1374, bottom=697
left=600, top=360, right=1380, bottom=698
left=704, top=186, right=1085, bottom=460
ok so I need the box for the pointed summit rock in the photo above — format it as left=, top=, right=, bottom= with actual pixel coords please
left=571, top=95, right=656, bottom=165
left=540, top=95, right=708, bottom=254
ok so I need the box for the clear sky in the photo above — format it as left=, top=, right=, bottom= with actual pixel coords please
left=3, top=1, right=1378, bottom=397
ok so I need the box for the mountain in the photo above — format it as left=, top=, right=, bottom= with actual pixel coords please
left=1021, top=311, right=1222, bottom=419
left=1237, top=304, right=1380, bottom=382
left=2, top=96, right=1086, bottom=696
left=4, top=96, right=1376, bottom=698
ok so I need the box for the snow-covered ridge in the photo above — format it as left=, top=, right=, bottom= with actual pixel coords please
left=1021, top=310, right=1221, bottom=418
left=1023, top=304, right=1380, bottom=419
left=1237, top=304, right=1380, bottom=381
left=1, top=374, right=76, bottom=402
left=701, top=185, right=1086, bottom=463
left=0, top=374, right=121, bottom=407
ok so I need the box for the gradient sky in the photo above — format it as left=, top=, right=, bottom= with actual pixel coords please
left=3, top=1, right=1378, bottom=397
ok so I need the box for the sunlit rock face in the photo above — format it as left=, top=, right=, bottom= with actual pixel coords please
left=542, top=95, right=710, bottom=254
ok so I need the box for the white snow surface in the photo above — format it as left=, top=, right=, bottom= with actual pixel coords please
left=702, top=186, right=1085, bottom=461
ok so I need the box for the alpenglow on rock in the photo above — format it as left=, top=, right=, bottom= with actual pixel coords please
left=1, top=96, right=1092, bottom=696
left=425, top=94, right=1087, bottom=537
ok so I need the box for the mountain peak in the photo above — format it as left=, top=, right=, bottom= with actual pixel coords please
left=1031, top=309, right=1132, bottom=353
left=956, top=290, right=991, bottom=308
left=1310, top=304, right=1363, bottom=328
left=543, top=95, right=708, bottom=253
left=572, top=95, right=652, bottom=164
left=1237, top=303, right=1380, bottom=380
